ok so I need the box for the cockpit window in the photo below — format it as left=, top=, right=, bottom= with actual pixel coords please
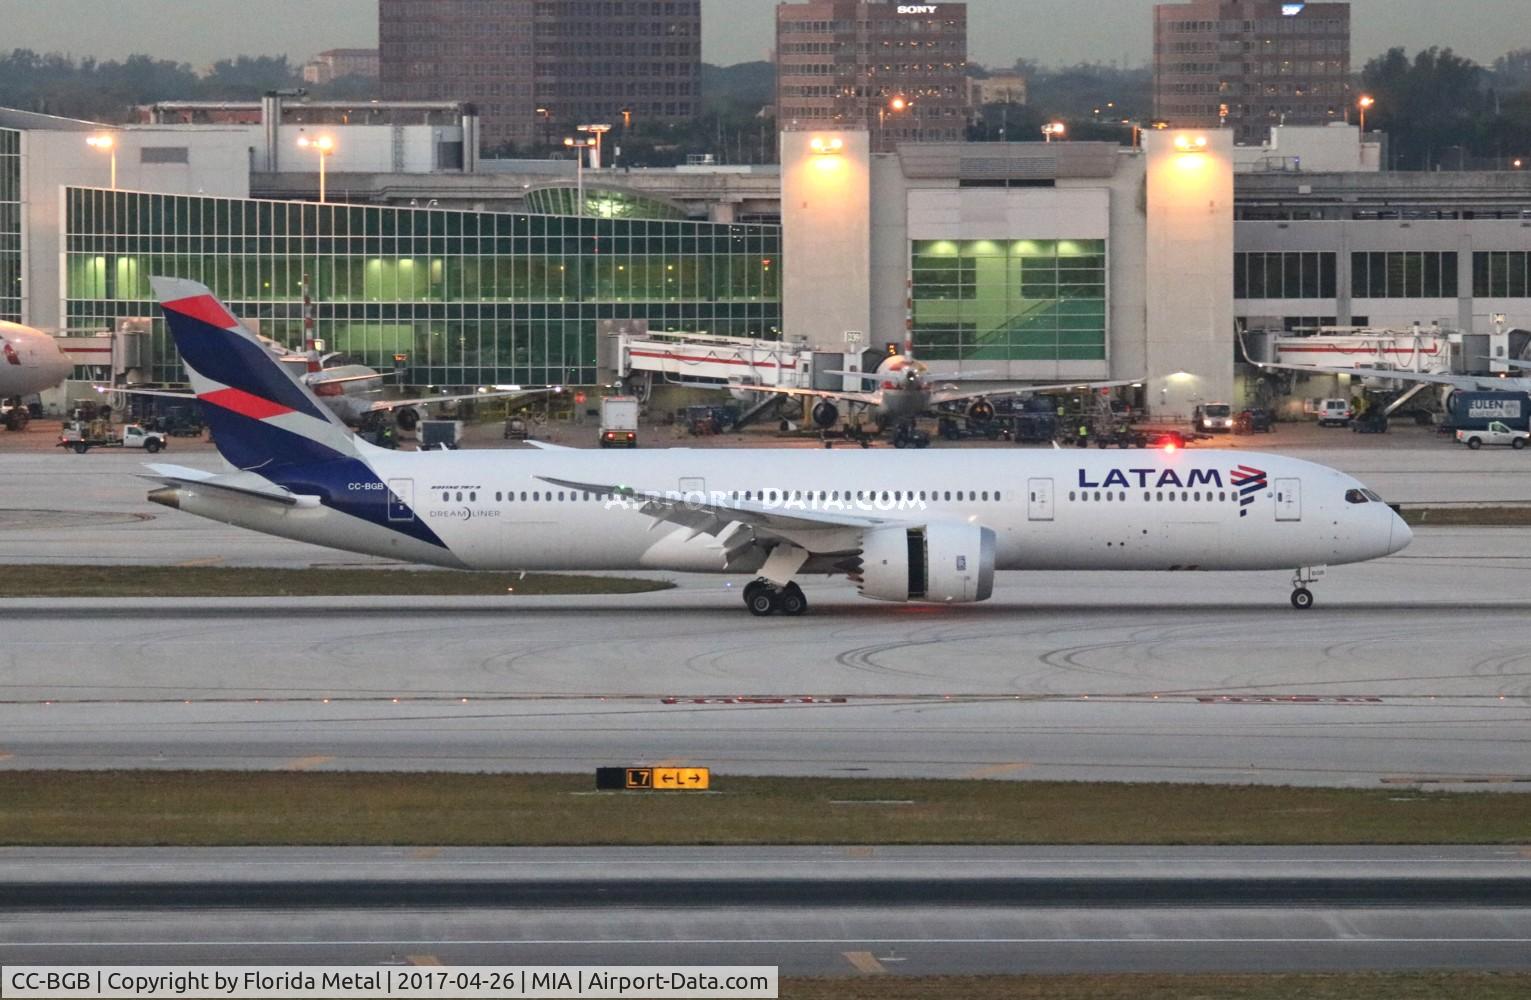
left=1345, top=489, right=1368, bottom=505
left=1362, top=489, right=1383, bottom=502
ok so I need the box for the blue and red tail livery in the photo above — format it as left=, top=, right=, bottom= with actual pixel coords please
left=151, top=278, right=450, bottom=552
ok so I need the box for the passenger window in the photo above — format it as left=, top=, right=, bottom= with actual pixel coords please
left=995, top=492, right=1001, bottom=502
left=557, top=491, right=565, bottom=501
left=1219, top=491, right=1226, bottom=502
left=1181, top=491, right=1189, bottom=501
left=442, top=492, right=449, bottom=502
left=1194, top=492, right=1201, bottom=502
left=1093, top=491, right=1101, bottom=501
left=1069, top=491, right=1076, bottom=501
left=495, top=492, right=501, bottom=502
left=520, top=492, right=527, bottom=501
left=1143, top=492, right=1151, bottom=502
left=533, top=492, right=540, bottom=501
left=982, top=491, right=989, bottom=501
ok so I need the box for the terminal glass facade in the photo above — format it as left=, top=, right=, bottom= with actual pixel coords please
left=910, top=238, right=1107, bottom=361
left=64, top=188, right=780, bottom=386
left=0, top=128, right=20, bottom=323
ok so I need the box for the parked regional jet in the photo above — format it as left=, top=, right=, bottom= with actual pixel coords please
left=0, top=321, right=73, bottom=428
left=141, top=278, right=1410, bottom=613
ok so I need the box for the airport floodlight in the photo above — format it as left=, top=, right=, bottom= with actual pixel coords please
left=87, top=134, right=117, bottom=190
left=297, top=133, right=337, bottom=203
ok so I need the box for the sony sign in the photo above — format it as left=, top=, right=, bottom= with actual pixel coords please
left=898, top=4, right=939, bottom=13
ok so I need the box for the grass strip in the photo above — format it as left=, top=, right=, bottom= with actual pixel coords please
left=778, top=973, right=1531, bottom=1000
left=3, top=772, right=1530, bottom=847
left=1399, top=505, right=1531, bottom=526
left=0, top=564, right=671, bottom=598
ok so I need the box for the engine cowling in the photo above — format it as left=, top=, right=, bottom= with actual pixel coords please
left=967, top=398, right=996, bottom=425
left=857, top=523, right=996, bottom=603
left=811, top=400, right=840, bottom=428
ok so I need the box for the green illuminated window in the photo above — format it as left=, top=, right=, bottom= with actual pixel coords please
left=64, top=188, right=782, bottom=386
left=0, top=128, right=21, bottom=323
left=910, top=238, right=1106, bottom=362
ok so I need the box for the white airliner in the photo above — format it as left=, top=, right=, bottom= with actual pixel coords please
left=142, top=278, right=1411, bottom=613
left=1, top=321, right=73, bottom=428
left=731, top=343, right=1137, bottom=439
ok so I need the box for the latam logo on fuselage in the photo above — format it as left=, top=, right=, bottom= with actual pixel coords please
left=1080, top=465, right=1270, bottom=516
left=1079, top=467, right=1226, bottom=490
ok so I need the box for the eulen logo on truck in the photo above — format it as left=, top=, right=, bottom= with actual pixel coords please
left=1467, top=399, right=1523, bottom=421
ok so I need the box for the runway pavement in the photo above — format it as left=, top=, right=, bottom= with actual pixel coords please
left=1, top=443, right=1529, bottom=786
left=3, top=847, right=1529, bottom=973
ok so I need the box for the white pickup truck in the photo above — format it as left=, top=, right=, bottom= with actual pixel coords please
left=1457, top=421, right=1529, bottom=450
left=58, top=421, right=167, bottom=454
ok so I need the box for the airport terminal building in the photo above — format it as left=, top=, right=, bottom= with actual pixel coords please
left=4, top=103, right=1530, bottom=418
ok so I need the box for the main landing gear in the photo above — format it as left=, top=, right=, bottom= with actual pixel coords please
left=744, top=579, right=807, bottom=617
left=1290, top=565, right=1325, bottom=610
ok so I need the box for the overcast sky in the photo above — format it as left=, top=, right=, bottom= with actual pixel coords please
left=0, top=0, right=1524, bottom=69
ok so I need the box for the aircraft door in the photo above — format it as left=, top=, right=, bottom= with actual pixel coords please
left=1274, top=478, right=1301, bottom=521
left=386, top=478, right=415, bottom=522
left=1027, top=478, right=1054, bottom=521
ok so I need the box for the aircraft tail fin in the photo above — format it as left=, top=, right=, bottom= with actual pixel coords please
left=151, top=277, right=362, bottom=472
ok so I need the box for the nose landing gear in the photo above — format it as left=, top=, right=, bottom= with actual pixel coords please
left=1290, top=565, right=1325, bottom=610
left=743, top=579, right=808, bottom=616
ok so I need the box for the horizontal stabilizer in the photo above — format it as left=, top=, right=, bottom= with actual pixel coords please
left=140, top=463, right=320, bottom=508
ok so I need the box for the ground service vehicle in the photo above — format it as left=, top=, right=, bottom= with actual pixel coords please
left=504, top=415, right=530, bottom=440
left=600, top=396, right=639, bottom=448
left=1457, top=421, right=1529, bottom=450
left=1193, top=403, right=1234, bottom=433
left=1315, top=398, right=1353, bottom=427
left=1445, top=391, right=1530, bottom=433
left=418, top=419, right=463, bottom=450
left=1234, top=408, right=1275, bottom=434
left=59, top=422, right=166, bottom=454
left=1351, top=411, right=1388, bottom=434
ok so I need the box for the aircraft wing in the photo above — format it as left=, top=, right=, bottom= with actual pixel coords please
left=361, top=388, right=546, bottom=414
left=536, top=475, right=881, bottom=551
left=724, top=383, right=884, bottom=407
left=93, top=384, right=194, bottom=399
left=1251, top=360, right=1531, bottom=392
left=928, top=377, right=1143, bottom=407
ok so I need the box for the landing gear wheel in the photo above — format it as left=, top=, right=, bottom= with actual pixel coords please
left=1291, top=587, right=1315, bottom=610
left=779, top=582, right=807, bottom=616
left=746, top=589, right=778, bottom=616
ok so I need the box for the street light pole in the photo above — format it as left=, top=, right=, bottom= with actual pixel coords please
left=563, top=136, right=595, bottom=215
left=576, top=123, right=612, bottom=169
left=1358, top=95, right=1375, bottom=134
left=298, top=134, right=335, bottom=203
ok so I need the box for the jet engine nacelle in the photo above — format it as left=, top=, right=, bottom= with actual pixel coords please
left=967, top=398, right=996, bottom=425
left=858, top=523, right=996, bottom=603
left=811, top=400, right=840, bottom=428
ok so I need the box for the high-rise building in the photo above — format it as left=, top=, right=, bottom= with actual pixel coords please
left=775, top=1, right=969, bottom=151
left=1153, top=0, right=1351, bottom=143
left=380, top=0, right=701, bottom=151
left=302, top=49, right=380, bottom=86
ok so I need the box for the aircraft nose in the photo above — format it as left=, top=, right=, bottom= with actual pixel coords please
left=1387, top=509, right=1413, bottom=555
